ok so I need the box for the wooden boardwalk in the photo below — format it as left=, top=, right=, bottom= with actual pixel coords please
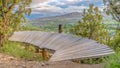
left=9, top=31, right=114, bottom=61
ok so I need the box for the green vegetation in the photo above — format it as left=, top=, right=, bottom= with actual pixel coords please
left=103, top=0, right=120, bottom=68
left=109, top=30, right=120, bottom=50
left=0, top=41, right=43, bottom=61
left=0, top=23, right=44, bottom=61
left=0, top=22, right=44, bottom=61
left=102, top=30, right=120, bottom=68
left=68, top=4, right=119, bottom=65
left=103, top=34, right=120, bottom=68
left=39, top=23, right=73, bottom=33
left=80, top=58, right=103, bottom=64
left=103, top=52, right=120, bottom=68
left=70, top=4, right=110, bottom=44
left=69, top=4, right=110, bottom=64
left=0, top=0, right=32, bottom=46
left=30, top=18, right=79, bottom=27
left=18, top=23, right=42, bottom=31
left=104, top=0, right=120, bottom=22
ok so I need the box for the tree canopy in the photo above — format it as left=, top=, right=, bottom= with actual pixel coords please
left=70, top=4, right=110, bottom=44
left=103, top=0, right=120, bottom=22
left=103, top=0, right=120, bottom=50
left=0, top=0, right=32, bottom=46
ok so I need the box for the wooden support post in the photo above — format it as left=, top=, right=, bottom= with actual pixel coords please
left=59, top=24, right=62, bottom=33
left=42, top=48, right=47, bottom=60
left=35, top=47, right=39, bottom=53
left=24, top=43, right=29, bottom=51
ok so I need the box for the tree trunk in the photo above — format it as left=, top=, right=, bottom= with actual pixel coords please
left=0, top=33, right=5, bottom=47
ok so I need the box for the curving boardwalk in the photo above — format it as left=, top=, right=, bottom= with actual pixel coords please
left=9, top=31, right=114, bottom=61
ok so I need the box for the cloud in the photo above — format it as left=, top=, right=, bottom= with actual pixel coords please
left=30, top=0, right=104, bottom=15
left=31, top=2, right=63, bottom=14
left=32, top=0, right=50, bottom=3
left=31, top=0, right=51, bottom=7
left=61, top=6, right=88, bottom=13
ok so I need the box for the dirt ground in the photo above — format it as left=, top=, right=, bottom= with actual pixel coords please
left=0, top=53, right=103, bottom=68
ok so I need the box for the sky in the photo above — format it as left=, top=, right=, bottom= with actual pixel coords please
left=26, top=0, right=104, bottom=19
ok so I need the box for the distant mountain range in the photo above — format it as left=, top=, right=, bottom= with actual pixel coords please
left=28, top=12, right=112, bottom=27
left=28, top=12, right=82, bottom=26
left=34, top=12, right=82, bottom=20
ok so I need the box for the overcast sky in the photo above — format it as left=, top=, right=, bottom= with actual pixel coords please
left=27, top=0, right=104, bottom=19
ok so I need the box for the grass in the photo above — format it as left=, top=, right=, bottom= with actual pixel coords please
left=0, top=23, right=50, bottom=62
left=0, top=41, right=43, bottom=61
left=103, top=52, right=120, bottom=68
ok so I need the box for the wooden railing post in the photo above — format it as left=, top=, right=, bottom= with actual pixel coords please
left=41, top=48, right=47, bottom=60
left=59, top=24, right=62, bottom=33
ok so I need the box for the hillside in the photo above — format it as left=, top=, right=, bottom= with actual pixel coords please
left=28, top=12, right=82, bottom=26
left=27, top=12, right=119, bottom=32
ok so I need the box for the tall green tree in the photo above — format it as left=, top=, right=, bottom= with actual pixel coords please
left=70, top=4, right=110, bottom=44
left=0, top=0, right=32, bottom=46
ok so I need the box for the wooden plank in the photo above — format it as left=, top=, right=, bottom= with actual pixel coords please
left=9, top=31, right=114, bottom=62
left=50, top=47, right=114, bottom=61
left=51, top=46, right=113, bottom=59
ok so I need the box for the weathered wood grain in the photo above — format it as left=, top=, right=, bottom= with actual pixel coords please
left=9, top=31, right=114, bottom=61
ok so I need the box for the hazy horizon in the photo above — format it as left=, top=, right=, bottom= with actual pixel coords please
left=26, top=0, right=104, bottom=19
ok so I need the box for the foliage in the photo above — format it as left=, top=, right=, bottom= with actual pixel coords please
left=103, top=52, right=120, bottom=68
left=70, top=4, right=110, bottom=44
left=0, top=41, right=43, bottom=61
left=110, top=30, right=120, bottom=50
left=104, top=21, right=120, bottom=50
left=38, top=23, right=73, bottom=33
left=103, top=0, right=120, bottom=22
left=103, top=0, right=120, bottom=50
left=0, top=0, right=32, bottom=46
left=0, top=23, right=44, bottom=61
left=18, top=23, right=41, bottom=31
left=80, top=58, right=103, bottom=64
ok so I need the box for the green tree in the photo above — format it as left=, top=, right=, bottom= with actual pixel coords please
left=113, top=31, right=120, bottom=50
left=70, top=4, right=109, bottom=44
left=0, top=0, right=32, bottom=46
left=104, top=0, right=120, bottom=50
left=103, top=0, right=120, bottom=22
